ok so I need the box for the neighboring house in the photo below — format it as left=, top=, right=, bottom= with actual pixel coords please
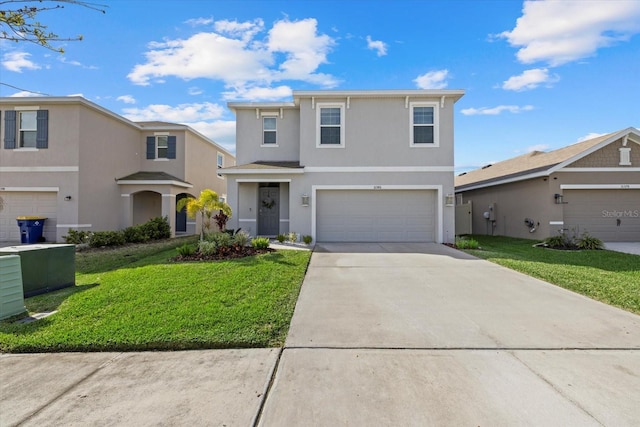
left=222, top=90, right=465, bottom=243
left=455, top=128, right=640, bottom=242
left=0, top=97, right=234, bottom=243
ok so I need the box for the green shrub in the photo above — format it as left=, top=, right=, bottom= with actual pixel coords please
left=288, top=232, right=298, bottom=243
left=455, top=237, right=479, bottom=249
left=63, top=229, right=91, bottom=245
left=233, top=230, right=250, bottom=247
left=89, top=231, right=126, bottom=247
left=140, top=216, right=171, bottom=240
left=302, top=235, right=313, bottom=245
left=205, top=231, right=232, bottom=248
left=251, top=237, right=270, bottom=250
left=123, top=225, right=149, bottom=243
left=576, top=232, right=604, bottom=250
left=176, top=243, right=196, bottom=257
left=276, top=233, right=286, bottom=243
left=198, top=241, right=218, bottom=256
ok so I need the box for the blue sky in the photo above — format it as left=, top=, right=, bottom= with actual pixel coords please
left=1, top=0, right=639, bottom=173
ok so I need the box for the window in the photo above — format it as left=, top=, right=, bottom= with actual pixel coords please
left=316, top=103, right=345, bottom=147
left=217, top=153, right=224, bottom=178
left=619, top=147, right=631, bottom=166
left=146, top=135, right=176, bottom=159
left=3, top=109, right=48, bottom=149
left=19, top=111, right=37, bottom=148
left=263, top=116, right=277, bottom=145
left=410, top=102, right=439, bottom=147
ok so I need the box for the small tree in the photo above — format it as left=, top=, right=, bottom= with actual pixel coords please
left=176, top=189, right=231, bottom=241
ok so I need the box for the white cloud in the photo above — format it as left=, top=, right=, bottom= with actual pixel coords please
left=526, top=144, right=549, bottom=152
left=498, top=0, right=640, bottom=66
left=414, top=69, right=449, bottom=89
left=187, top=120, right=237, bottom=153
left=575, top=132, right=608, bottom=143
left=366, top=35, right=387, bottom=56
left=122, top=102, right=225, bottom=123
left=461, top=105, right=534, bottom=116
left=57, top=56, right=98, bottom=69
left=128, top=17, right=337, bottom=96
left=9, top=91, right=40, bottom=97
left=184, top=17, right=214, bottom=27
left=2, top=51, right=41, bottom=72
left=117, top=95, right=136, bottom=104
left=222, top=85, right=292, bottom=101
left=502, top=68, right=559, bottom=91
left=188, top=86, right=203, bottom=96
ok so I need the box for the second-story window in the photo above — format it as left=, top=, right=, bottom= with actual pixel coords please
left=410, top=102, right=439, bottom=147
left=217, top=152, right=224, bottom=178
left=19, top=111, right=37, bottom=148
left=316, top=103, right=345, bottom=147
left=146, top=135, right=176, bottom=159
left=156, top=135, right=168, bottom=158
left=263, top=117, right=277, bottom=145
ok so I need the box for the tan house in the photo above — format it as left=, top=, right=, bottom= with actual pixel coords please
left=223, top=89, right=465, bottom=243
left=0, top=97, right=234, bottom=243
left=455, top=127, right=640, bottom=241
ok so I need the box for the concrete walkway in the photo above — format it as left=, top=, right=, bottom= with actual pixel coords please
left=604, top=242, right=640, bottom=256
left=2, top=243, right=639, bottom=426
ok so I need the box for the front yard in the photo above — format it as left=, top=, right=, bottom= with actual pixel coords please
left=0, top=238, right=311, bottom=353
left=463, top=236, right=640, bottom=315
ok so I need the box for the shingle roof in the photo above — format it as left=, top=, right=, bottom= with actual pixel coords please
left=116, top=171, right=191, bottom=184
left=222, top=161, right=303, bottom=170
left=455, top=132, right=617, bottom=190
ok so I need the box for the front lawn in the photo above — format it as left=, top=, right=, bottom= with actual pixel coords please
left=463, top=236, right=640, bottom=315
left=0, top=238, right=312, bottom=353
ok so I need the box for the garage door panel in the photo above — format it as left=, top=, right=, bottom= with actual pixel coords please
left=0, top=193, right=58, bottom=242
left=564, top=190, right=640, bottom=242
left=317, top=190, right=436, bottom=242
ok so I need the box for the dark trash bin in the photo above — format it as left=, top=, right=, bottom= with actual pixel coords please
left=16, top=217, right=47, bottom=244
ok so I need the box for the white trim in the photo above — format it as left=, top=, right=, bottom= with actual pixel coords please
left=316, top=102, right=346, bottom=148
left=311, top=184, right=443, bottom=243
left=14, top=106, right=40, bottom=111
left=279, top=219, right=290, bottom=222
left=121, top=194, right=131, bottom=197
left=239, top=219, right=257, bottom=222
left=619, top=147, right=631, bottom=166
left=116, top=180, right=193, bottom=188
left=305, top=166, right=453, bottom=173
left=223, top=169, right=304, bottom=175
left=561, top=184, right=640, bottom=190
left=162, top=194, right=176, bottom=198
left=153, top=158, right=169, bottom=162
left=236, top=178, right=292, bottom=183
left=260, top=144, right=280, bottom=148
left=559, top=167, right=640, bottom=172
left=12, top=148, right=38, bottom=152
left=262, top=115, right=277, bottom=146
left=410, top=101, right=439, bottom=147
left=0, top=187, right=59, bottom=192
left=549, top=221, right=564, bottom=225
left=153, top=132, right=169, bottom=136
left=0, top=166, right=79, bottom=172
left=57, top=224, right=92, bottom=228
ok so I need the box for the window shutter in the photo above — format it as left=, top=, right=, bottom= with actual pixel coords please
left=167, top=136, right=176, bottom=159
left=146, top=136, right=155, bottom=159
left=36, top=110, right=49, bottom=148
left=4, top=111, right=16, bottom=149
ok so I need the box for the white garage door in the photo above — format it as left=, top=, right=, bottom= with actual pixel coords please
left=316, top=190, right=436, bottom=242
left=564, top=190, right=640, bottom=242
left=0, top=192, right=58, bottom=242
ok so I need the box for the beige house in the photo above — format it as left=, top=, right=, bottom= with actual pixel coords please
left=223, top=90, right=465, bottom=243
left=0, top=97, right=234, bottom=243
left=455, top=128, right=640, bottom=241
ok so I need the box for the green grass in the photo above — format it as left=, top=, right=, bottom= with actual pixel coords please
left=0, top=238, right=311, bottom=353
left=463, top=236, right=640, bottom=315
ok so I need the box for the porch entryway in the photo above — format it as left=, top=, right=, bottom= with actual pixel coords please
left=258, top=184, right=280, bottom=236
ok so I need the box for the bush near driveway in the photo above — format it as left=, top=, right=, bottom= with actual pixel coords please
left=0, top=238, right=311, bottom=353
left=462, top=236, right=640, bottom=315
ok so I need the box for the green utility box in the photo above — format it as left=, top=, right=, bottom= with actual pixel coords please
left=0, top=255, right=27, bottom=320
left=0, top=244, right=75, bottom=297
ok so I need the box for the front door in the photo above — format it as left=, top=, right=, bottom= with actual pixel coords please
left=258, top=187, right=279, bottom=236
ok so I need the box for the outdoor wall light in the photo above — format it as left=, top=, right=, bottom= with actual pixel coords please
left=64, top=195, right=72, bottom=201
left=301, top=194, right=310, bottom=206
left=554, top=193, right=564, bottom=204
left=445, top=193, right=455, bottom=206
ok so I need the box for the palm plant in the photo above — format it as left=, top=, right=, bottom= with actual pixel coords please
left=176, top=189, right=232, bottom=241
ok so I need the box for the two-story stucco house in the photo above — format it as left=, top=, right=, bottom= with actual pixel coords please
left=0, top=97, right=234, bottom=243
left=222, top=90, right=464, bottom=243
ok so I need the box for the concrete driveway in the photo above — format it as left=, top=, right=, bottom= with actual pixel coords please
left=2, top=243, right=639, bottom=426
left=259, top=243, right=640, bottom=426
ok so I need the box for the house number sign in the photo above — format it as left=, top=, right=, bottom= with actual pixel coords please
left=373, top=185, right=382, bottom=190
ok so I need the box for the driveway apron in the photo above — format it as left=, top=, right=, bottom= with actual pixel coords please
left=258, top=243, right=640, bottom=426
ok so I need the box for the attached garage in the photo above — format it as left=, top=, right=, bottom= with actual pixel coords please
left=316, top=189, right=437, bottom=242
left=0, top=192, right=58, bottom=242
left=563, top=189, right=640, bottom=242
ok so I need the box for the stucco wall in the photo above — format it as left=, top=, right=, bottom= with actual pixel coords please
left=234, top=108, right=300, bottom=164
